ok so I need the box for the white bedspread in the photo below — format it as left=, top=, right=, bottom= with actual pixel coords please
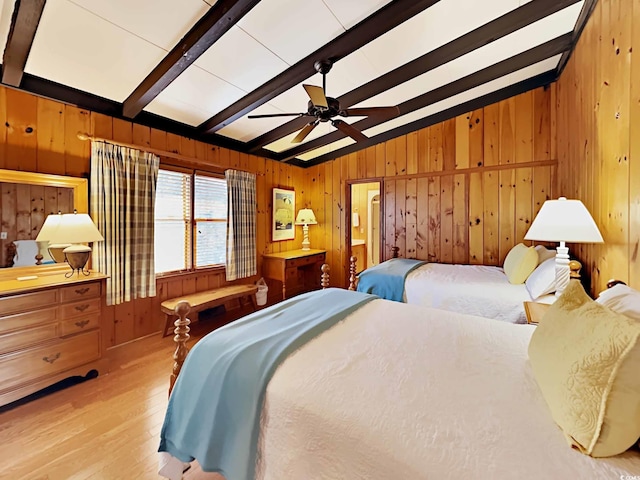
left=257, top=300, right=640, bottom=479
left=404, top=263, right=554, bottom=323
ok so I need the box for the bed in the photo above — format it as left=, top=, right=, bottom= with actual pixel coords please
left=158, top=271, right=640, bottom=480
left=355, top=244, right=568, bottom=323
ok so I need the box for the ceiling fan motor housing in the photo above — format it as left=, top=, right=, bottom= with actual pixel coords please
left=307, top=97, right=341, bottom=122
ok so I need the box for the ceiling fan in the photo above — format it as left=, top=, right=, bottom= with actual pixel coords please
left=248, top=59, right=400, bottom=144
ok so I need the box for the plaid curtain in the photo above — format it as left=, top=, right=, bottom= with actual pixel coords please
left=90, top=142, right=159, bottom=305
left=225, top=170, right=257, bottom=281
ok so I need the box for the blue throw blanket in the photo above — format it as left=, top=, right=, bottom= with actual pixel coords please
left=158, top=288, right=377, bottom=480
left=356, top=258, right=426, bottom=301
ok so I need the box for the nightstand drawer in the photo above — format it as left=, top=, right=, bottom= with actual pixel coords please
left=60, top=282, right=101, bottom=302
left=286, top=253, right=324, bottom=268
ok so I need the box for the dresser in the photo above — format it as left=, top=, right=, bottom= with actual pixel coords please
left=0, top=272, right=108, bottom=407
left=262, top=249, right=326, bottom=300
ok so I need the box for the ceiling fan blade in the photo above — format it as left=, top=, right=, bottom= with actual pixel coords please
left=332, top=119, right=368, bottom=143
left=292, top=121, right=318, bottom=144
left=248, top=112, right=306, bottom=119
left=339, top=106, right=400, bottom=118
left=303, top=84, right=328, bottom=108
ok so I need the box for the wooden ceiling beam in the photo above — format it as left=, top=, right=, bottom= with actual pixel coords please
left=1, top=0, right=47, bottom=87
left=247, top=0, right=581, bottom=153
left=276, top=33, right=573, bottom=162
left=291, top=71, right=557, bottom=168
left=121, top=0, right=261, bottom=119
left=556, top=0, right=599, bottom=77
left=197, top=0, right=441, bottom=134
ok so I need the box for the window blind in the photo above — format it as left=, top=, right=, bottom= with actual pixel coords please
left=194, top=175, right=227, bottom=267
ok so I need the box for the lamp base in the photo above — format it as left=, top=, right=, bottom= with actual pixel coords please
left=301, top=224, right=311, bottom=251
left=63, top=245, right=92, bottom=278
left=554, top=245, right=570, bottom=297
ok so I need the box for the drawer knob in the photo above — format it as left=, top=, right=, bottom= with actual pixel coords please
left=75, top=319, right=90, bottom=328
left=42, top=353, right=61, bottom=364
left=74, top=304, right=90, bottom=312
left=75, top=287, right=90, bottom=295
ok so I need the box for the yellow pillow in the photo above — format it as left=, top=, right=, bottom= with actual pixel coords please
left=528, top=280, right=640, bottom=457
left=503, top=243, right=538, bottom=284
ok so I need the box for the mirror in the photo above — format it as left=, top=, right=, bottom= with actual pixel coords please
left=348, top=180, right=382, bottom=275
left=0, top=169, right=88, bottom=278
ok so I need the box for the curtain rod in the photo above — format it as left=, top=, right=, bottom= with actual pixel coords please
left=76, top=132, right=225, bottom=168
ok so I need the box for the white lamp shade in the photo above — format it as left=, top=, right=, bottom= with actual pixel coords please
left=37, top=213, right=104, bottom=245
left=524, top=197, right=604, bottom=243
left=295, top=209, right=317, bottom=225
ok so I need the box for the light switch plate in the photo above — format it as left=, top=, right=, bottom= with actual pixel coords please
left=0, top=232, right=7, bottom=240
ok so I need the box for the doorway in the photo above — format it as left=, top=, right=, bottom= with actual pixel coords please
left=349, top=181, right=382, bottom=274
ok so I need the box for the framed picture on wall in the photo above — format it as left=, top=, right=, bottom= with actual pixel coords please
left=272, top=187, right=295, bottom=241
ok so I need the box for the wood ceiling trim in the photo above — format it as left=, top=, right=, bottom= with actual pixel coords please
left=246, top=0, right=581, bottom=153
left=197, top=0, right=442, bottom=134
left=290, top=70, right=558, bottom=168
left=1, top=0, right=46, bottom=87
left=556, top=0, right=599, bottom=77
left=121, top=0, right=262, bottom=119
left=276, top=33, right=573, bottom=162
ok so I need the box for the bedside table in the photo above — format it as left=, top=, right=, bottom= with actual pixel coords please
left=523, top=301, right=552, bottom=325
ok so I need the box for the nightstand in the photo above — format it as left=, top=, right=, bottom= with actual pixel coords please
left=523, top=301, right=552, bottom=325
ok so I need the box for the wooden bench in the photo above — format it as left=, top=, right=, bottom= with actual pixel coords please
left=161, top=284, right=258, bottom=337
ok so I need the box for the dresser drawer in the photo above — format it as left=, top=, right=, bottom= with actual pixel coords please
left=0, top=323, right=59, bottom=354
left=60, top=282, right=101, bottom=302
left=0, top=308, right=57, bottom=335
left=0, top=330, right=100, bottom=392
left=59, top=315, right=99, bottom=337
left=0, top=290, right=58, bottom=316
left=286, top=253, right=324, bottom=268
left=59, top=298, right=101, bottom=319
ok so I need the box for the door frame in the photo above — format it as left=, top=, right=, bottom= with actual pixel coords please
left=346, top=178, right=384, bottom=278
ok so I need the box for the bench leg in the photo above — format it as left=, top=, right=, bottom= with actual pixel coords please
left=249, top=293, right=258, bottom=310
left=162, top=314, right=176, bottom=338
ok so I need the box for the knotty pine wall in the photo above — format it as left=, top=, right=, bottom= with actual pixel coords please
left=306, top=86, right=558, bottom=288
left=556, top=0, right=640, bottom=295
left=0, top=86, right=309, bottom=348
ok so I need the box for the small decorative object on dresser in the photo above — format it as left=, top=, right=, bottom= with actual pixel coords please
left=0, top=272, right=108, bottom=407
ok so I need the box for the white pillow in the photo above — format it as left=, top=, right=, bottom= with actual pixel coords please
left=596, top=284, right=640, bottom=321
left=534, top=245, right=556, bottom=265
left=525, top=258, right=557, bottom=300
left=12, top=239, right=40, bottom=267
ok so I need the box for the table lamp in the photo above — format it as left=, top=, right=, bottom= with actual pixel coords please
left=524, top=197, right=603, bottom=296
left=295, top=208, right=318, bottom=251
left=37, top=211, right=104, bottom=277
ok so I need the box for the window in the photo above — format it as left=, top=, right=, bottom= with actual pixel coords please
left=154, top=169, right=227, bottom=274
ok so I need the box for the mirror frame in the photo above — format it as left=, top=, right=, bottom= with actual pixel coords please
left=0, top=169, right=89, bottom=281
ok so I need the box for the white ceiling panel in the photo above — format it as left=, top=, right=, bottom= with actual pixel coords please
left=26, top=0, right=166, bottom=102
left=357, top=0, right=522, bottom=76
left=216, top=104, right=301, bottom=142
left=0, top=0, right=15, bottom=56
left=68, top=0, right=211, bottom=50
left=195, top=25, right=289, bottom=93
left=236, top=0, right=345, bottom=65
left=146, top=65, right=246, bottom=126
left=296, top=55, right=562, bottom=161
left=322, top=0, right=393, bottom=30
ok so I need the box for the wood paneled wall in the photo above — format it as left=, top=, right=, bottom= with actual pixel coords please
left=0, top=86, right=308, bottom=348
left=306, top=86, right=558, bottom=288
left=556, top=0, right=640, bottom=294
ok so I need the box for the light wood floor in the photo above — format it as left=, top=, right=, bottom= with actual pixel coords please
left=0, top=314, right=241, bottom=480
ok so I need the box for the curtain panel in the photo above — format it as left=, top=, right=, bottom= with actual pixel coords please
left=225, top=170, right=257, bottom=281
left=91, top=142, right=160, bottom=305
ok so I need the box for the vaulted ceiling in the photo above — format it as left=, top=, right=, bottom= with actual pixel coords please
left=0, top=0, right=594, bottom=167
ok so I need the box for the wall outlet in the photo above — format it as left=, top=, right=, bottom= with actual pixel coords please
left=0, top=232, right=7, bottom=240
